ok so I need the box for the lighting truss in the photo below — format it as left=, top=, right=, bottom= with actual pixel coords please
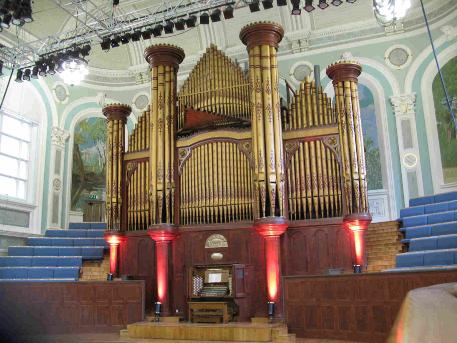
left=0, top=0, right=236, bottom=69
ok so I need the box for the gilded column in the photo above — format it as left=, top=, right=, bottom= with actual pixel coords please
left=144, top=44, right=185, bottom=225
left=326, top=60, right=371, bottom=273
left=240, top=22, right=288, bottom=317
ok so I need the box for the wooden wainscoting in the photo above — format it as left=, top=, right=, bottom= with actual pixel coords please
left=284, top=270, right=457, bottom=342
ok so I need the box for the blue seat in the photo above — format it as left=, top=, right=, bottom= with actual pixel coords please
left=409, top=237, right=437, bottom=251
left=81, top=247, right=104, bottom=259
left=424, top=202, right=449, bottom=214
left=46, top=229, right=88, bottom=238
left=69, top=223, right=91, bottom=230
left=400, top=206, right=425, bottom=218
left=27, top=237, right=53, bottom=246
left=437, top=235, right=457, bottom=249
left=404, top=225, right=431, bottom=239
left=434, top=192, right=457, bottom=203
left=54, top=267, right=80, bottom=278
left=0, top=268, right=28, bottom=279
left=0, top=257, right=32, bottom=267
left=86, top=230, right=105, bottom=238
left=28, top=267, right=54, bottom=279
left=31, top=257, right=59, bottom=266
left=75, top=238, right=96, bottom=246
left=396, top=252, right=424, bottom=268
left=428, top=211, right=455, bottom=224
left=402, top=215, right=428, bottom=228
left=424, top=250, right=455, bottom=266
left=58, top=247, right=82, bottom=256
left=57, top=257, right=82, bottom=267
left=51, top=238, right=74, bottom=246
left=431, top=222, right=457, bottom=236
left=33, top=247, right=60, bottom=256
left=8, top=246, right=34, bottom=256
left=90, top=223, right=107, bottom=230
left=409, top=195, right=434, bottom=207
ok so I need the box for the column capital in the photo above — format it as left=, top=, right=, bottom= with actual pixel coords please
left=51, top=126, right=69, bottom=148
left=390, top=93, right=417, bottom=117
left=343, top=213, right=372, bottom=232
left=148, top=224, right=178, bottom=242
left=254, top=216, right=288, bottom=237
left=102, top=103, right=132, bottom=122
left=144, top=44, right=185, bottom=68
left=104, top=231, right=125, bottom=245
left=326, top=60, right=362, bottom=84
left=240, top=22, right=284, bottom=50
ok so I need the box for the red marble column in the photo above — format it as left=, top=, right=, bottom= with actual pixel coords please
left=104, top=233, right=124, bottom=277
left=148, top=224, right=178, bottom=316
left=343, top=213, right=372, bottom=272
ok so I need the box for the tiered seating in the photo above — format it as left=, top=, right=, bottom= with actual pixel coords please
left=387, top=191, right=457, bottom=272
left=0, top=222, right=107, bottom=281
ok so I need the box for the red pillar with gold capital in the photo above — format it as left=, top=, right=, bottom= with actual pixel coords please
left=326, top=60, right=372, bottom=273
left=240, top=22, right=288, bottom=317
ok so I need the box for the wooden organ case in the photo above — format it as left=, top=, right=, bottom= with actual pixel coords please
left=188, top=265, right=245, bottom=323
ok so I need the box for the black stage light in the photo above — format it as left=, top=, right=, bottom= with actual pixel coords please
left=262, top=0, right=274, bottom=10
left=113, top=0, right=120, bottom=5
left=131, top=31, right=141, bottom=41
left=304, top=0, right=315, bottom=12
left=223, top=5, right=234, bottom=19
left=21, top=7, right=33, bottom=23
left=291, top=0, right=301, bottom=15
left=200, top=12, right=209, bottom=25
left=101, top=38, right=110, bottom=50
left=175, top=18, right=185, bottom=30
left=331, top=0, right=342, bottom=5
left=12, top=7, right=24, bottom=26
left=276, top=0, right=287, bottom=6
left=31, top=65, right=39, bottom=78
left=164, top=20, right=174, bottom=34
left=47, top=62, right=56, bottom=75
left=141, top=29, right=152, bottom=39
left=0, top=61, right=3, bottom=76
left=249, top=0, right=260, bottom=12
left=186, top=15, right=197, bottom=27
left=81, top=44, right=91, bottom=57
left=0, top=3, right=8, bottom=15
left=22, top=68, right=31, bottom=81
left=121, top=33, right=130, bottom=44
left=111, top=36, right=121, bottom=48
left=210, top=9, right=221, bottom=22
left=152, top=24, right=163, bottom=37
left=38, top=63, right=47, bottom=76
left=318, top=0, right=329, bottom=9
left=346, top=0, right=356, bottom=3
left=15, top=69, right=23, bottom=82
left=1, top=13, right=12, bottom=28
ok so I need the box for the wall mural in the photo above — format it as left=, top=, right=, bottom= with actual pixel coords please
left=71, top=117, right=106, bottom=211
left=433, top=55, right=457, bottom=184
left=359, top=84, right=383, bottom=191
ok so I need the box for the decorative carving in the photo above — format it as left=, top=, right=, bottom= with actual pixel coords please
left=205, top=234, right=228, bottom=248
left=390, top=93, right=416, bottom=117
left=178, top=147, right=192, bottom=174
left=51, top=127, right=69, bottom=148
left=52, top=178, right=62, bottom=191
left=322, top=135, right=341, bottom=161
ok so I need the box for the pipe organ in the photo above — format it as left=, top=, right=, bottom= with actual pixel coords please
left=104, top=23, right=370, bottom=234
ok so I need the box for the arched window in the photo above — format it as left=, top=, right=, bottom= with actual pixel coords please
left=432, top=56, right=457, bottom=185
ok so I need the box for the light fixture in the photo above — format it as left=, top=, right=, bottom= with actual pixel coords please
left=200, top=12, right=209, bottom=24
left=47, top=62, right=56, bottom=75
left=262, top=0, right=274, bottom=9
left=210, top=9, right=221, bottom=22
left=38, top=63, right=47, bottom=76
left=1, top=13, right=12, bottom=28
left=304, top=0, right=315, bottom=11
left=141, top=28, right=152, bottom=39
left=267, top=301, right=275, bottom=320
left=101, top=38, right=110, bottom=50
left=60, top=56, right=89, bottom=86
left=131, top=31, right=141, bottom=41
left=12, top=6, right=24, bottom=26
left=291, top=0, right=301, bottom=15
left=107, top=273, right=114, bottom=281
left=31, top=65, right=39, bottom=79
left=175, top=18, right=186, bottom=30
left=152, top=24, right=163, bottom=36
left=276, top=0, right=287, bottom=6
left=373, top=0, right=411, bottom=25
left=154, top=301, right=162, bottom=319
left=15, top=69, right=23, bottom=82
left=80, top=45, right=91, bottom=57
left=223, top=5, right=234, bottom=19
left=21, top=1, right=33, bottom=23
left=164, top=20, right=174, bottom=34
left=249, top=0, right=260, bottom=12
left=318, top=0, right=329, bottom=9
left=331, top=0, right=342, bottom=5
left=22, top=68, right=31, bottom=81
left=110, top=36, right=121, bottom=48
left=121, top=33, right=130, bottom=44
left=346, top=0, right=356, bottom=3
left=186, top=15, right=197, bottom=27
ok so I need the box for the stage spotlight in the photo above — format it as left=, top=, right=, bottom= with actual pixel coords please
left=210, top=9, right=221, bottom=22
left=291, top=0, right=301, bottom=15
left=267, top=301, right=275, bottom=320
left=47, top=62, right=56, bottom=75
left=200, top=12, right=209, bottom=24
left=152, top=24, right=163, bottom=37
left=249, top=0, right=260, bottom=12
left=223, top=5, right=234, bottom=19
left=262, top=0, right=273, bottom=9
left=276, top=0, right=287, bottom=6
left=111, top=36, right=121, bottom=48
left=21, top=2, right=33, bottom=23
left=12, top=7, right=24, bottom=26
left=175, top=18, right=185, bottom=30
left=164, top=20, right=174, bottom=34
left=22, top=68, right=31, bottom=81
left=81, top=44, right=91, bottom=57
left=304, top=0, right=315, bottom=12
left=346, top=0, right=356, bottom=3
left=331, top=0, right=342, bottom=5
left=38, top=63, right=47, bottom=76
left=101, top=38, right=110, bottom=50
left=31, top=65, right=39, bottom=78
left=141, top=28, right=152, bottom=39
left=1, top=13, right=12, bottom=28
left=113, top=0, right=120, bottom=5
left=318, top=0, right=329, bottom=9
left=131, top=31, right=141, bottom=41
left=0, top=2, right=8, bottom=16
left=121, top=33, right=130, bottom=44
left=15, top=69, right=23, bottom=82
left=186, top=15, right=197, bottom=27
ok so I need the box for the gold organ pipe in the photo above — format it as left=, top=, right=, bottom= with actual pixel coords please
left=315, top=141, right=323, bottom=217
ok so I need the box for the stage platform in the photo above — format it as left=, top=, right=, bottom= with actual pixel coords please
left=124, top=321, right=296, bottom=342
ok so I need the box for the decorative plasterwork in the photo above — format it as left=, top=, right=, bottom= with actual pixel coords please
left=390, top=93, right=416, bottom=118
left=384, top=44, right=412, bottom=70
left=441, top=25, right=457, bottom=41
left=51, top=127, right=70, bottom=148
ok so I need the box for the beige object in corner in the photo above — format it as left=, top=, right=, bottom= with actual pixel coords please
left=388, top=282, right=457, bottom=343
